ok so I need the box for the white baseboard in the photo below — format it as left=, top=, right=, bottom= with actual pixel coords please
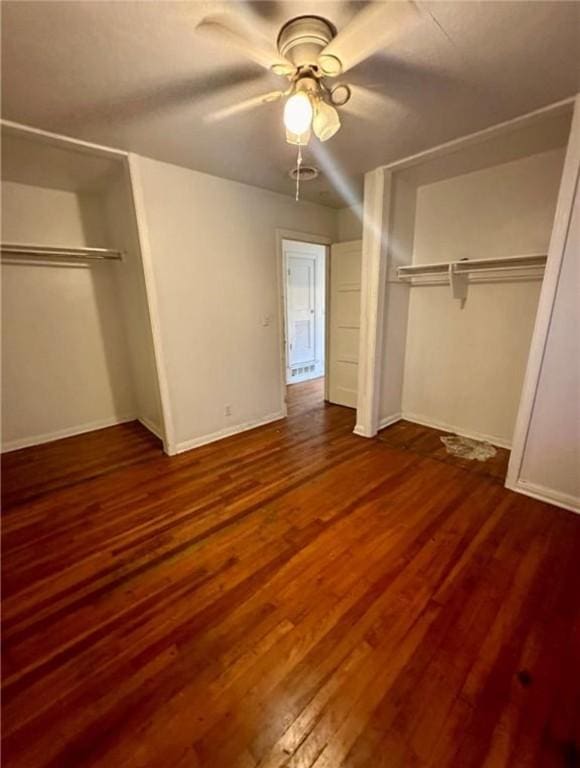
left=400, top=411, right=512, bottom=449
left=1, top=414, right=136, bottom=453
left=366, top=412, right=510, bottom=448
left=354, top=413, right=402, bottom=437
left=169, top=410, right=286, bottom=456
left=138, top=417, right=164, bottom=441
left=378, top=413, right=402, bottom=430
left=506, top=478, right=580, bottom=515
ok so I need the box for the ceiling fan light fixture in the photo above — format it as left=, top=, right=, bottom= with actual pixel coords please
left=286, top=127, right=311, bottom=146
left=317, top=53, right=342, bottom=77
left=271, top=62, right=294, bottom=77
left=329, top=83, right=351, bottom=107
left=283, top=91, right=314, bottom=135
left=313, top=100, right=341, bottom=142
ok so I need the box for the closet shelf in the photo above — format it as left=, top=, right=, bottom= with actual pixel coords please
left=1, top=243, right=124, bottom=262
left=397, top=253, right=547, bottom=279
left=396, top=254, right=547, bottom=301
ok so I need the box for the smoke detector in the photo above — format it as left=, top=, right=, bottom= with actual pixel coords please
left=288, top=165, right=319, bottom=181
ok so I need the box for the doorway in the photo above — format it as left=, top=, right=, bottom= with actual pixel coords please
left=282, top=239, right=326, bottom=385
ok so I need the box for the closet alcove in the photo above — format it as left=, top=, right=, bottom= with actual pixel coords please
left=378, top=102, right=574, bottom=465
left=1, top=123, right=165, bottom=451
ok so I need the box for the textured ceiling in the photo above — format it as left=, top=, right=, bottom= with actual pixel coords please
left=1, top=1, right=579, bottom=207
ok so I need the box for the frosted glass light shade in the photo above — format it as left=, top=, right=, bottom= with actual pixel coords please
left=286, top=128, right=311, bottom=146
left=313, top=100, right=341, bottom=142
left=283, top=92, right=314, bottom=135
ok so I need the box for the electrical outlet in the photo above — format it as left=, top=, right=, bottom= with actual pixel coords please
left=224, top=404, right=232, bottom=417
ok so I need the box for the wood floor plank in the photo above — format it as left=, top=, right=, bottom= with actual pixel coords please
left=2, top=378, right=579, bottom=767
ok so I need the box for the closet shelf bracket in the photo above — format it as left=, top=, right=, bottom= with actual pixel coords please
left=449, top=264, right=468, bottom=302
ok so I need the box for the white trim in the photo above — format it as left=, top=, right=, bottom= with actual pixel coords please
left=276, top=228, right=332, bottom=416
left=378, top=413, right=402, bottom=430
left=169, top=410, right=285, bottom=456
left=357, top=413, right=402, bottom=435
left=393, top=411, right=512, bottom=449
left=507, top=96, right=580, bottom=488
left=283, top=241, right=326, bottom=383
left=0, top=118, right=128, bottom=160
left=356, top=168, right=390, bottom=438
left=1, top=415, right=135, bottom=453
left=127, top=154, right=176, bottom=455
left=138, top=417, right=164, bottom=441
left=506, top=479, right=580, bottom=515
left=379, top=98, right=575, bottom=174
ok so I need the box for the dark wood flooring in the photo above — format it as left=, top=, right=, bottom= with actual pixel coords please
left=378, top=418, right=510, bottom=482
left=2, top=378, right=579, bottom=768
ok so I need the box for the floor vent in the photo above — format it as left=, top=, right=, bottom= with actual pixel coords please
left=291, top=364, right=315, bottom=378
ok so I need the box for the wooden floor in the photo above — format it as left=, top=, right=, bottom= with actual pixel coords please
left=2, top=378, right=579, bottom=768
left=378, top=419, right=510, bottom=482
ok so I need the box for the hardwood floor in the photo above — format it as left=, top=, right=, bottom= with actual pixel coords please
left=378, top=419, right=510, bottom=482
left=1, top=421, right=162, bottom=510
left=2, top=382, right=579, bottom=768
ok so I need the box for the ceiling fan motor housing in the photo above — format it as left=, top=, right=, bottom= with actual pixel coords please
left=277, top=16, right=336, bottom=68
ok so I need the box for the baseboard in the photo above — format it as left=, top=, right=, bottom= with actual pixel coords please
left=169, top=410, right=286, bottom=456
left=378, top=413, right=402, bottom=430
left=354, top=413, right=402, bottom=437
left=400, top=411, right=512, bottom=449
left=1, top=414, right=136, bottom=453
left=138, top=417, right=164, bottom=441
left=507, top=479, right=580, bottom=515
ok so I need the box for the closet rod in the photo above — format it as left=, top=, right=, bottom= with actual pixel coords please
left=0, top=243, right=124, bottom=261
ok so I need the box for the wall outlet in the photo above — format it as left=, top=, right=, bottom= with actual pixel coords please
left=224, top=404, right=232, bottom=417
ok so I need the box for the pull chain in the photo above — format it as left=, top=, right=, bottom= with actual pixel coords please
left=295, top=142, right=303, bottom=202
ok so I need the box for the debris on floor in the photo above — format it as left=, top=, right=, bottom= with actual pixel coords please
left=440, top=434, right=497, bottom=462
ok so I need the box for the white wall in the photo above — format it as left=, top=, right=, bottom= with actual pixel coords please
left=518, top=186, right=580, bottom=505
left=411, top=149, right=566, bottom=263
left=337, top=205, right=363, bottom=242
left=1, top=181, right=136, bottom=450
left=102, top=173, right=164, bottom=436
left=133, top=155, right=338, bottom=452
left=400, top=148, right=566, bottom=445
left=379, top=175, right=416, bottom=422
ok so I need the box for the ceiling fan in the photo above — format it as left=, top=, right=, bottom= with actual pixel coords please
left=198, top=2, right=422, bottom=146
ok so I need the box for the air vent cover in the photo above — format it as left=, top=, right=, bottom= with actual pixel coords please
left=288, top=165, right=319, bottom=181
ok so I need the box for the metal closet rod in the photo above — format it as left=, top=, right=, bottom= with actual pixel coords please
left=0, top=243, right=124, bottom=261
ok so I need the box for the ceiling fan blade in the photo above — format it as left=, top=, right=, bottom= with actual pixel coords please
left=205, top=90, right=285, bottom=123
left=197, top=17, right=295, bottom=76
left=318, top=1, right=422, bottom=75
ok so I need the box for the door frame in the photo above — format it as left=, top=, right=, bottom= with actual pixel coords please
left=276, top=229, right=332, bottom=416
left=283, top=241, right=325, bottom=384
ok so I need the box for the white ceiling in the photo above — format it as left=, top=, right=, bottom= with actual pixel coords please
left=2, top=1, right=579, bottom=207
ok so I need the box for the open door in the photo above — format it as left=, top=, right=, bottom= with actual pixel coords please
left=327, top=240, right=363, bottom=408
left=283, top=239, right=326, bottom=384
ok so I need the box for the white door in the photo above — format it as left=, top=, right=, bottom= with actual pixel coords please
left=284, top=240, right=325, bottom=383
left=328, top=240, right=362, bottom=408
